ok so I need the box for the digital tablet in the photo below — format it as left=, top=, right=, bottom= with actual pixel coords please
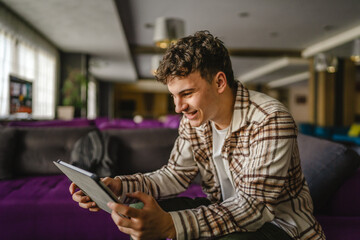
left=54, top=160, right=120, bottom=214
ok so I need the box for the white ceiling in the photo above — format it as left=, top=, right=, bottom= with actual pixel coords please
left=1, top=0, right=360, bottom=86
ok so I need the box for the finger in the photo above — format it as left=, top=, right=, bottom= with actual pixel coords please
left=102, top=177, right=111, bottom=184
left=89, top=206, right=100, bottom=212
left=126, top=191, right=152, bottom=205
left=110, top=209, right=133, bottom=228
left=79, top=201, right=97, bottom=209
left=104, top=177, right=120, bottom=191
left=107, top=202, right=140, bottom=218
left=69, top=183, right=78, bottom=194
left=115, top=224, right=135, bottom=236
left=72, top=191, right=88, bottom=202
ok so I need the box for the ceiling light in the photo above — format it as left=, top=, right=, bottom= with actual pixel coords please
left=267, top=72, right=309, bottom=88
left=314, top=53, right=327, bottom=72
left=351, top=38, right=360, bottom=64
left=238, top=12, right=249, bottom=18
left=144, top=23, right=154, bottom=29
left=314, top=53, right=338, bottom=73
left=270, top=32, right=278, bottom=38
left=323, top=25, right=335, bottom=31
left=153, top=17, right=185, bottom=49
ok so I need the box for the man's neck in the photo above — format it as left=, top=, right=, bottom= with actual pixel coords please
left=212, top=87, right=236, bottom=130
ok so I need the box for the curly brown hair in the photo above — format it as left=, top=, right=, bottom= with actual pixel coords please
left=155, top=30, right=236, bottom=90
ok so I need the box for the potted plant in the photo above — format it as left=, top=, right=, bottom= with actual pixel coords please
left=57, top=69, right=87, bottom=120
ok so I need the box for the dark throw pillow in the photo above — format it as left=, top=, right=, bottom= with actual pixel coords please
left=70, top=129, right=113, bottom=177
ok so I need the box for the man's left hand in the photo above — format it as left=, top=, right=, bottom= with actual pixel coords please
left=107, top=191, right=176, bottom=240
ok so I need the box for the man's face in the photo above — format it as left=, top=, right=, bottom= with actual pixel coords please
left=167, top=72, right=220, bottom=128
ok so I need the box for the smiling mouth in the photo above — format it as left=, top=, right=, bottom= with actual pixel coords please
left=184, top=110, right=198, bottom=120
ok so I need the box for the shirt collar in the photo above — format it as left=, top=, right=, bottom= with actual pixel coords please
left=231, top=81, right=250, bottom=133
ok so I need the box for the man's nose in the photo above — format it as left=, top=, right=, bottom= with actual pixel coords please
left=174, top=99, right=187, bottom=113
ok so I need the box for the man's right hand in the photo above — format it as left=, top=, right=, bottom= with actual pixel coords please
left=69, top=177, right=122, bottom=212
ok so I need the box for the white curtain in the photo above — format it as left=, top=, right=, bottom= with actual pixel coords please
left=0, top=30, right=12, bottom=116
left=17, top=42, right=36, bottom=81
left=33, top=51, right=56, bottom=118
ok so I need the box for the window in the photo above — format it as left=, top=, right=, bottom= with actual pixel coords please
left=0, top=21, right=58, bottom=119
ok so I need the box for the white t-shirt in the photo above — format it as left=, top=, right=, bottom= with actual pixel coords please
left=211, top=121, right=235, bottom=200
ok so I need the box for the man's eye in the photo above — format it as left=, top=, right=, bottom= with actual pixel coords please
left=183, top=92, right=192, bottom=97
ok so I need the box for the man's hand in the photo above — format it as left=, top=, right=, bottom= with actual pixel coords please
left=69, top=177, right=122, bottom=212
left=107, top=192, right=176, bottom=240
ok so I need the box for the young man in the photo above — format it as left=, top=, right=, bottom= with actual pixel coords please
left=70, top=31, right=325, bottom=240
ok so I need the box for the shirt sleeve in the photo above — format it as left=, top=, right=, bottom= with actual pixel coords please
left=171, top=111, right=298, bottom=239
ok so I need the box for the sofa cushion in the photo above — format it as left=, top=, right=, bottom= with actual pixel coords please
left=297, top=133, right=360, bottom=213
left=13, top=126, right=96, bottom=176
left=0, top=128, right=17, bottom=179
left=103, top=128, right=179, bottom=176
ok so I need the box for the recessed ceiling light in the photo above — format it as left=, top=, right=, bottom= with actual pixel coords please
left=323, top=25, right=335, bottom=31
left=238, top=12, right=250, bottom=18
left=270, top=32, right=279, bottom=37
left=145, top=23, right=154, bottom=29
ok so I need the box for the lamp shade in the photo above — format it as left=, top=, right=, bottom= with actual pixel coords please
left=153, top=17, right=184, bottom=48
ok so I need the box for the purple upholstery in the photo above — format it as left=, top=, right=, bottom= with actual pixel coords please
left=316, top=216, right=360, bottom=240
left=7, top=118, right=94, bottom=127
left=312, top=168, right=360, bottom=239
left=97, top=119, right=165, bottom=130
left=97, top=119, right=137, bottom=130
left=327, top=168, right=360, bottom=216
left=137, top=119, right=163, bottom=128
left=94, top=117, right=110, bottom=128
left=177, top=184, right=206, bottom=198
left=162, top=115, right=181, bottom=129
left=0, top=175, right=129, bottom=240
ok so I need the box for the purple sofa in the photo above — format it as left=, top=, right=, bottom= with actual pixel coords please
left=0, top=119, right=359, bottom=239
left=0, top=120, right=179, bottom=240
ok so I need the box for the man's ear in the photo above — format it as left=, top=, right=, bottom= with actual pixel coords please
left=214, top=72, right=227, bottom=94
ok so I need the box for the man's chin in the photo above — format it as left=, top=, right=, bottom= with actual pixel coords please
left=188, top=119, right=203, bottom=128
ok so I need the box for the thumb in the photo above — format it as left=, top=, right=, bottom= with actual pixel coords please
left=126, top=191, right=152, bottom=205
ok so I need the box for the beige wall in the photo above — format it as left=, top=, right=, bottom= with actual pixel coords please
left=288, top=84, right=310, bottom=123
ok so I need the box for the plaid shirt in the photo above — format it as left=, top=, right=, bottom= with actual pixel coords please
left=117, top=82, right=325, bottom=240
